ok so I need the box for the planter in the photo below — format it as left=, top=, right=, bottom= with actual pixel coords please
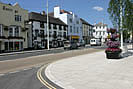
left=105, top=52, right=121, bottom=59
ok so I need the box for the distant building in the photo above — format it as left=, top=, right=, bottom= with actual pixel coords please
left=93, top=22, right=108, bottom=43
left=49, top=6, right=83, bottom=43
left=0, top=2, right=29, bottom=52
left=80, top=18, right=94, bottom=44
left=28, top=12, right=67, bottom=49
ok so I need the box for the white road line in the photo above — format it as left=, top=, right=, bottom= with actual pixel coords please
left=23, top=68, right=32, bottom=71
left=0, top=73, right=5, bottom=77
left=9, top=71, right=20, bottom=74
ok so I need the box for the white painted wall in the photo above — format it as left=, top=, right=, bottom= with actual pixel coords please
left=53, top=6, right=83, bottom=42
left=93, top=24, right=108, bottom=43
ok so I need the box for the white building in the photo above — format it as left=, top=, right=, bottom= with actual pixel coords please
left=28, top=12, right=67, bottom=49
left=93, top=22, right=108, bottom=43
left=49, top=6, right=82, bottom=43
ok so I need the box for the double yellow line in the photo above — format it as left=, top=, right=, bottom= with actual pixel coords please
left=37, top=65, right=56, bottom=89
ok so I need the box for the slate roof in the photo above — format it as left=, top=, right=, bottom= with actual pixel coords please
left=80, top=18, right=93, bottom=26
left=29, top=12, right=67, bottom=26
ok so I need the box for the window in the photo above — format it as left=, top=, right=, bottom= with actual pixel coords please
left=69, top=18, right=72, bottom=23
left=15, top=15, right=21, bottom=22
left=64, top=26, right=67, bottom=30
left=63, top=32, right=67, bottom=38
left=40, top=30, right=44, bottom=37
left=77, top=27, right=79, bottom=33
left=9, top=28, right=13, bottom=36
left=49, top=31, right=52, bottom=37
left=103, top=31, right=105, bottom=35
left=15, top=27, right=19, bottom=37
left=73, top=26, right=75, bottom=31
left=99, top=31, right=101, bottom=35
left=53, top=24, right=57, bottom=29
left=59, top=25, right=62, bottom=30
left=70, top=26, right=72, bottom=33
left=53, top=31, right=57, bottom=38
left=96, top=32, right=98, bottom=35
left=35, top=29, right=39, bottom=37
left=58, top=32, right=62, bottom=37
left=5, top=42, right=8, bottom=51
left=49, top=24, right=51, bottom=29
left=76, top=21, right=79, bottom=24
left=99, top=26, right=101, bottom=29
left=40, top=22, right=44, bottom=28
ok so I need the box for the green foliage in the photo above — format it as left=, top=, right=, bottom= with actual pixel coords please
left=108, top=0, right=133, bottom=32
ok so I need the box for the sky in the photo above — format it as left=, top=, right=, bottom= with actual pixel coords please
left=0, top=0, right=113, bottom=27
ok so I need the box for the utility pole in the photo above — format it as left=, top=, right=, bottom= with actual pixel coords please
left=47, top=0, right=49, bottom=50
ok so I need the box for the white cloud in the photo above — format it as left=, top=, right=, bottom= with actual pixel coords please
left=93, top=6, right=104, bottom=11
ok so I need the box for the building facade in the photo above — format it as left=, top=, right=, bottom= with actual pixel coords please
left=28, top=12, right=67, bottom=49
left=0, top=2, right=28, bottom=52
left=93, top=22, right=108, bottom=43
left=49, top=6, right=83, bottom=43
left=80, top=18, right=94, bottom=44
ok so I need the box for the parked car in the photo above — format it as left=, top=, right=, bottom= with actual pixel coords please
left=90, top=38, right=101, bottom=46
left=78, top=40, right=85, bottom=47
left=64, top=41, right=78, bottom=50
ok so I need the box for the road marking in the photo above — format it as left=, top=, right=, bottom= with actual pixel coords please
left=9, top=70, right=20, bottom=74
left=37, top=65, right=56, bottom=89
left=0, top=73, right=5, bottom=77
left=23, top=68, right=32, bottom=71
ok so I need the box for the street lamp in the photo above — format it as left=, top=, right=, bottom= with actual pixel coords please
left=46, top=0, right=50, bottom=50
left=120, top=0, right=124, bottom=50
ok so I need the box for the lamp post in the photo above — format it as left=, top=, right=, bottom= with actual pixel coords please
left=46, top=0, right=49, bottom=50
left=120, top=0, right=124, bottom=50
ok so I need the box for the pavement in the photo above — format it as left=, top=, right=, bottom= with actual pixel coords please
left=44, top=45, right=133, bottom=89
left=0, top=47, right=63, bottom=56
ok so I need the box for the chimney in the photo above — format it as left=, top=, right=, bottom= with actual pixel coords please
left=70, top=11, right=73, bottom=14
left=54, top=6, right=60, bottom=17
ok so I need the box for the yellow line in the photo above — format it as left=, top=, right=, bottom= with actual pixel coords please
left=37, top=65, right=56, bottom=89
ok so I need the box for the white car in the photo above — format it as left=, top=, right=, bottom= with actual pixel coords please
left=90, top=39, right=101, bottom=46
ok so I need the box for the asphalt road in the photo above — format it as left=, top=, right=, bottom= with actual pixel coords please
left=0, top=45, right=106, bottom=61
left=0, top=66, right=49, bottom=89
left=0, top=46, right=106, bottom=89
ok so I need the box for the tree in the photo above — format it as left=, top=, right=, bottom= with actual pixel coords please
left=108, top=0, right=133, bottom=49
left=124, top=0, right=133, bottom=49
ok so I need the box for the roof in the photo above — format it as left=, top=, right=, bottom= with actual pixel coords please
left=29, top=12, right=67, bottom=26
left=48, top=9, right=72, bottom=17
left=80, top=18, right=93, bottom=26
left=48, top=12, right=54, bottom=17
left=95, top=22, right=107, bottom=27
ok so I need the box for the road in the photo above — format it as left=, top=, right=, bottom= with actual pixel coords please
left=0, top=46, right=105, bottom=89
left=0, top=45, right=106, bottom=61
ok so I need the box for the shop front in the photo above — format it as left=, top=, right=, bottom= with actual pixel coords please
left=4, top=41, right=23, bottom=52
left=71, top=35, right=80, bottom=43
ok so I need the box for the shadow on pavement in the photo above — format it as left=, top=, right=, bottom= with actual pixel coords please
left=121, top=50, right=133, bottom=59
